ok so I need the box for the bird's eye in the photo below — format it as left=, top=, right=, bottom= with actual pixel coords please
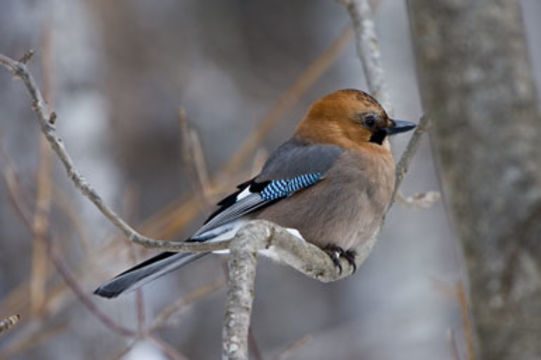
left=364, top=115, right=377, bottom=128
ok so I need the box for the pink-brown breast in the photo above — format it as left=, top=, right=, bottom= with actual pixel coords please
left=256, top=147, right=395, bottom=252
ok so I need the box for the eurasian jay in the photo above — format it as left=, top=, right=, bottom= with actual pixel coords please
left=94, top=89, right=416, bottom=298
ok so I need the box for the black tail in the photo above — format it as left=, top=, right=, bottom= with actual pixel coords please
left=94, top=251, right=207, bottom=298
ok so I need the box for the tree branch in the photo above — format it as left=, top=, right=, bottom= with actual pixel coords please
left=0, top=314, right=20, bottom=337
left=336, top=0, right=435, bottom=207
left=222, top=221, right=355, bottom=360
left=0, top=53, right=229, bottom=253
left=392, top=115, right=431, bottom=202
left=336, top=0, right=390, bottom=110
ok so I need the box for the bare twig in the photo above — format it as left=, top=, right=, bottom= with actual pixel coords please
left=107, top=342, right=138, bottom=360
left=0, top=314, right=20, bottom=336
left=49, top=239, right=137, bottom=337
left=134, top=0, right=384, bottom=247
left=0, top=155, right=136, bottom=338
left=18, top=50, right=35, bottom=64
left=148, top=334, right=189, bottom=360
left=178, top=107, right=211, bottom=201
left=120, top=185, right=147, bottom=334
left=248, top=327, right=263, bottom=360
left=274, top=335, right=312, bottom=360
left=392, top=115, right=431, bottom=202
left=250, top=148, right=269, bottom=178
left=0, top=321, right=68, bottom=358
left=336, top=0, right=390, bottom=110
left=150, top=279, right=224, bottom=331
left=0, top=53, right=229, bottom=253
left=433, top=279, right=475, bottom=360
left=396, top=190, right=440, bottom=209
left=119, top=23, right=355, bottom=244
left=336, top=1, right=431, bottom=206
left=222, top=221, right=356, bottom=360
left=448, top=329, right=463, bottom=360
left=30, top=25, right=55, bottom=316
left=455, top=281, right=475, bottom=360
left=52, top=185, right=93, bottom=255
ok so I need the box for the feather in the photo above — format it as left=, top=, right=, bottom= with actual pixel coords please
left=94, top=139, right=344, bottom=298
left=94, top=252, right=206, bottom=298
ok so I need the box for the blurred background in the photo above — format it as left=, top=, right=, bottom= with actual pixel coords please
left=0, top=1, right=540, bottom=359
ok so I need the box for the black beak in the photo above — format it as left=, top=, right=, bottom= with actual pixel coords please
left=385, top=119, right=416, bottom=135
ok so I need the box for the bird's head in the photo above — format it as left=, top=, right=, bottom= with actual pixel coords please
left=296, top=89, right=415, bottom=149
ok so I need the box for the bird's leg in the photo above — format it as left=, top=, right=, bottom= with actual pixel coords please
left=323, top=244, right=343, bottom=274
left=341, top=249, right=357, bottom=273
left=322, top=245, right=357, bottom=274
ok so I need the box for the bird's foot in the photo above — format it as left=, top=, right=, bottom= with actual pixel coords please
left=322, top=245, right=357, bottom=275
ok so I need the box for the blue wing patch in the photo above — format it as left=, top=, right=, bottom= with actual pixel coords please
left=191, top=172, right=323, bottom=240
left=191, top=139, right=343, bottom=241
left=260, top=172, right=322, bottom=201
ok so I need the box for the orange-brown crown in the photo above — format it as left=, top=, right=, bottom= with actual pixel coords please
left=294, top=89, right=393, bottom=152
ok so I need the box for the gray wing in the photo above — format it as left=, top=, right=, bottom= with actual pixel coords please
left=256, top=138, right=344, bottom=181
left=191, top=138, right=344, bottom=241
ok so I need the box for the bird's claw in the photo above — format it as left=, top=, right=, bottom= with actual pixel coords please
left=323, top=245, right=357, bottom=275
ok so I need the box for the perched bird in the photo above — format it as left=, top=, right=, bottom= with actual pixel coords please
left=94, top=89, right=415, bottom=298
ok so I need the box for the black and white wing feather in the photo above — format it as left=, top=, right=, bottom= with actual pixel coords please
left=190, top=139, right=344, bottom=241
left=93, top=139, right=343, bottom=298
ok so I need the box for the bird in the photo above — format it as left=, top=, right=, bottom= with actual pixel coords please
left=94, top=89, right=416, bottom=298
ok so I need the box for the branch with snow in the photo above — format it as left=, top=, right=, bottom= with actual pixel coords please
left=222, top=221, right=355, bottom=360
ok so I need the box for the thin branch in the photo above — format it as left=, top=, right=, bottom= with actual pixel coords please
left=0, top=314, right=20, bottom=336
left=0, top=155, right=136, bottom=338
left=178, top=107, right=212, bottom=201
left=274, top=335, right=312, bottom=360
left=150, top=279, right=224, bottom=331
left=336, top=1, right=432, bottom=208
left=448, top=329, right=463, bottom=360
left=455, top=281, right=475, bottom=360
left=107, top=341, right=138, bottom=360
left=52, top=185, right=93, bottom=255
left=0, top=53, right=229, bottom=253
left=248, top=327, right=263, bottom=360
left=120, top=185, right=147, bottom=334
left=395, top=190, right=440, bottom=209
left=391, top=115, right=431, bottom=202
left=336, top=0, right=390, bottom=110
left=114, top=23, right=354, bottom=244
left=30, top=24, right=55, bottom=316
left=0, top=321, right=68, bottom=359
left=49, top=238, right=137, bottom=338
left=148, top=334, right=189, bottom=360
left=134, top=0, right=383, bottom=246
left=18, top=50, right=35, bottom=64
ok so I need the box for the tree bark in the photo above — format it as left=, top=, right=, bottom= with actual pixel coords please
left=408, top=1, right=541, bottom=359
